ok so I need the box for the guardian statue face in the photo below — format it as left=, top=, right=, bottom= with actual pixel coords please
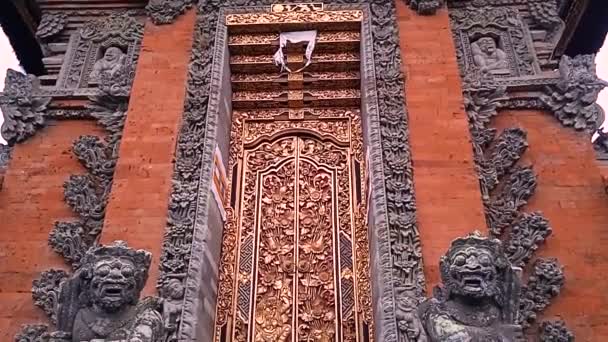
left=89, top=257, right=139, bottom=312
left=440, top=233, right=509, bottom=301
left=445, top=246, right=499, bottom=298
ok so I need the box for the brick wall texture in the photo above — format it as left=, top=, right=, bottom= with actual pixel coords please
left=0, top=121, right=105, bottom=339
left=396, top=1, right=488, bottom=290
left=494, top=110, right=608, bottom=340
left=100, top=10, right=196, bottom=296
left=2, top=2, right=608, bottom=341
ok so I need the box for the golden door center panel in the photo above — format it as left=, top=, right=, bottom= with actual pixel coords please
left=215, top=5, right=372, bottom=342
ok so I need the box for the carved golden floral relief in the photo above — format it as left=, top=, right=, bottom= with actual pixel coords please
left=215, top=6, right=371, bottom=341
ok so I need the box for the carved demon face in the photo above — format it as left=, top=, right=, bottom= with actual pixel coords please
left=477, top=37, right=497, bottom=55
left=89, top=257, right=139, bottom=312
left=444, top=246, right=500, bottom=299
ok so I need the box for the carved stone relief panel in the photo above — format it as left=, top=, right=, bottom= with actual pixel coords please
left=56, top=12, right=144, bottom=90
left=450, top=5, right=540, bottom=78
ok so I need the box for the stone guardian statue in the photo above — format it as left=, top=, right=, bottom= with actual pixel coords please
left=417, top=232, right=525, bottom=342
left=50, top=241, right=164, bottom=342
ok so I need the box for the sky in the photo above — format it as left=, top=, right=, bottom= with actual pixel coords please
left=0, top=29, right=607, bottom=140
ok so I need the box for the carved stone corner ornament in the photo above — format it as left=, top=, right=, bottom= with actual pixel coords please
left=404, top=0, right=444, bottom=15
left=0, top=69, right=50, bottom=146
left=146, top=0, right=195, bottom=25
left=417, top=231, right=525, bottom=341
left=541, top=54, right=608, bottom=132
left=42, top=241, right=167, bottom=342
left=36, top=12, right=68, bottom=40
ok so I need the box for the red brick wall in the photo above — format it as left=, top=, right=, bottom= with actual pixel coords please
left=494, top=110, right=608, bottom=341
left=396, top=2, right=487, bottom=291
left=100, top=10, right=196, bottom=296
left=0, top=121, right=105, bottom=340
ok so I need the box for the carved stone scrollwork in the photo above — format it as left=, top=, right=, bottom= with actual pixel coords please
left=540, top=54, right=608, bottom=131
left=46, top=60, right=132, bottom=271
left=505, top=212, right=552, bottom=268
left=539, top=319, right=575, bottom=342
left=14, top=324, right=50, bottom=342
left=528, top=1, right=561, bottom=30
left=460, top=59, right=571, bottom=341
left=32, top=270, right=70, bottom=325
left=417, top=232, right=525, bottom=341
left=518, top=258, right=565, bottom=328
left=146, top=0, right=195, bottom=25
left=48, top=221, right=88, bottom=267
left=404, top=0, right=444, bottom=15
left=0, top=70, right=51, bottom=145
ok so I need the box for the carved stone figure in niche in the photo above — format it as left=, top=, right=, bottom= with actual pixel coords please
left=417, top=232, right=525, bottom=342
left=52, top=241, right=164, bottom=341
left=472, top=37, right=509, bottom=75
left=89, top=46, right=126, bottom=84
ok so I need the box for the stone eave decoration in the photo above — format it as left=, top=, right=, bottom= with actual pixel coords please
left=146, top=0, right=196, bottom=25
left=0, top=69, right=50, bottom=146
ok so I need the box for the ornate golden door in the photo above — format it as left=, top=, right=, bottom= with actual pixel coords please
left=215, top=109, right=372, bottom=342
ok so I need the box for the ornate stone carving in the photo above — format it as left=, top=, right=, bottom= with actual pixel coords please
left=417, top=232, right=524, bottom=341
left=539, top=319, right=575, bottom=342
left=14, top=324, right=50, bottom=342
left=48, top=61, right=132, bottom=270
left=471, top=37, right=509, bottom=74
left=461, top=55, right=571, bottom=341
left=404, top=0, right=443, bottom=15
left=540, top=54, right=608, bottom=132
left=518, top=258, right=565, bottom=328
left=48, top=241, right=164, bottom=341
left=32, top=270, right=70, bottom=324
left=89, top=47, right=127, bottom=84
left=146, top=0, right=195, bottom=25
left=58, top=12, right=143, bottom=89
left=528, top=1, right=561, bottom=30
left=160, top=2, right=422, bottom=341
left=48, top=221, right=88, bottom=268
left=505, top=212, right=552, bottom=268
left=0, top=69, right=50, bottom=145
left=450, top=5, right=538, bottom=78
left=36, top=12, right=68, bottom=40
